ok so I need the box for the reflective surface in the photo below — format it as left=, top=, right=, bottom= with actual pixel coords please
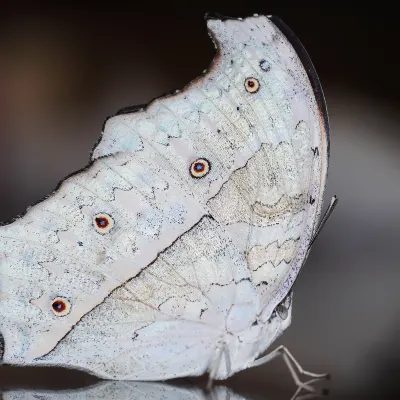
left=0, top=356, right=382, bottom=399
left=1, top=380, right=329, bottom=400
left=0, top=369, right=334, bottom=400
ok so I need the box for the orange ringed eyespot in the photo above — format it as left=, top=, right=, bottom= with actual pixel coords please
left=244, top=77, right=260, bottom=93
left=190, top=158, right=210, bottom=178
left=93, top=213, right=114, bottom=234
left=51, top=297, right=71, bottom=317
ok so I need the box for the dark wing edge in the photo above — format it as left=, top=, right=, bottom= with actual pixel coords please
left=266, top=16, right=331, bottom=295
left=269, top=15, right=330, bottom=242
left=269, top=16, right=330, bottom=163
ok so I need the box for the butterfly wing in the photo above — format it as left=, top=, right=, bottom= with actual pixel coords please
left=35, top=216, right=261, bottom=379
left=0, top=151, right=207, bottom=361
left=93, top=15, right=328, bottom=320
left=0, top=14, right=328, bottom=378
left=203, top=16, right=329, bottom=320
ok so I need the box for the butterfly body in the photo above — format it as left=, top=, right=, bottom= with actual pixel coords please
left=0, top=14, right=329, bottom=380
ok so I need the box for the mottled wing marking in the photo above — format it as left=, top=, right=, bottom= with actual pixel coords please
left=202, top=18, right=325, bottom=317
left=0, top=13, right=328, bottom=378
left=92, top=16, right=326, bottom=318
left=0, top=150, right=207, bottom=361
left=36, top=217, right=261, bottom=379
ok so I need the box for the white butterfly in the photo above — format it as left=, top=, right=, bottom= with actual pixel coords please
left=0, top=13, right=337, bottom=392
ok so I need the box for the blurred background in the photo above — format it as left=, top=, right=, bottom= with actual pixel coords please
left=0, top=2, right=399, bottom=399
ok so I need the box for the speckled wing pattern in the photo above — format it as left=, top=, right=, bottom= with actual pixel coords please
left=0, top=14, right=328, bottom=380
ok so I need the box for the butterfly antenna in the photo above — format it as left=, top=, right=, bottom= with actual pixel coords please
left=308, top=196, right=338, bottom=249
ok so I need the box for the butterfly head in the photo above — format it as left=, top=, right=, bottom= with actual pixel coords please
left=260, top=291, right=293, bottom=344
left=255, top=291, right=294, bottom=360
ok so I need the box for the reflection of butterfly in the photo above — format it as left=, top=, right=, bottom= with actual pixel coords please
left=3, top=381, right=247, bottom=400
left=0, top=13, right=337, bottom=390
left=1, top=380, right=326, bottom=400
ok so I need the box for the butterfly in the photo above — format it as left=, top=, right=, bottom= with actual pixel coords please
left=0, top=13, right=337, bottom=391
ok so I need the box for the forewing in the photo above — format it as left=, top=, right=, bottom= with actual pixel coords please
left=93, top=15, right=328, bottom=318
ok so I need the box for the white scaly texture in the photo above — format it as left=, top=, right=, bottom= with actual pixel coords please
left=0, top=14, right=328, bottom=379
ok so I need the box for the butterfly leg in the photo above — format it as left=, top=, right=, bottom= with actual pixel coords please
left=207, top=341, right=231, bottom=390
left=291, top=387, right=329, bottom=400
left=290, top=377, right=330, bottom=400
left=248, top=345, right=329, bottom=394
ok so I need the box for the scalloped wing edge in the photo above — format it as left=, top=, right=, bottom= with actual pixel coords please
left=1, top=12, right=330, bottom=259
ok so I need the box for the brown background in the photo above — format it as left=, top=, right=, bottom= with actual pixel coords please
left=0, top=2, right=399, bottom=399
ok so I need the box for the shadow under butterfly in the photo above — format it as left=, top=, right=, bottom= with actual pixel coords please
left=0, top=12, right=337, bottom=397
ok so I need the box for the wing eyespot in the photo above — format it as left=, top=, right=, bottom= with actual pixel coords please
left=244, top=77, right=260, bottom=93
left=190, top=158, right=211, bottom=178
left=259, top=59, right=271, bottom=72
left=93, top=213, right=114, bottom=234
left=51, top=297, right=71, bottom=317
